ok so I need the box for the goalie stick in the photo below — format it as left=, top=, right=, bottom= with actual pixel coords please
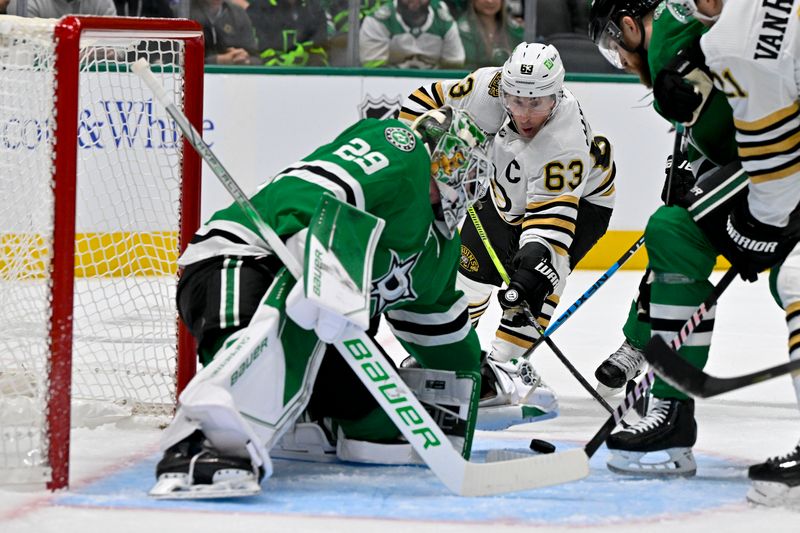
left=583, top=268, right=738, bottom=457
left=466, top=206, right=622, bottom=419
left=644, top=337, right=800, bottom=398
left=134, top=60, right=589, bottom=496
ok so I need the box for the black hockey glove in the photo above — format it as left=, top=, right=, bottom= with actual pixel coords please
left=653, top=41, right=714, bottom=127
left=721, top=201, right=786, bottom=283
left=661, top=152, right=695, bottom=206
left=498, top=242, right=559, bottom=317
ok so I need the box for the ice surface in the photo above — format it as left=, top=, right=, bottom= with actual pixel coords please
left=1, top=271, right=798, bottom=532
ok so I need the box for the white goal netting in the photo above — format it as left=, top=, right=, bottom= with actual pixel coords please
left=0, top=16, right=200, bottom=485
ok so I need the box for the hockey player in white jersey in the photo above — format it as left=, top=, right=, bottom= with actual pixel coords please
left=400, top=43, right=617, bottom=430
left=659, top=0, right=800, bottom=507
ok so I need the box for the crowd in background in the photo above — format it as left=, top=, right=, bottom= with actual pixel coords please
left=1, top=0, right=617, bottom=73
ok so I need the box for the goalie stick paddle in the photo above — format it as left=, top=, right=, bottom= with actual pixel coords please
left=644, top=336, right=800, bottom=398
left=134, top=60, right=589, bottom=496
left=583, top=268, right=738, bottom=457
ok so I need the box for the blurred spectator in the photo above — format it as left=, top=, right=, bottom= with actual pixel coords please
left=115, top=0, right=175, bottom=16
left=0, top=0, right=8, bottom=14
left=360, top=0, right=464, bottom=69
left=247, top=0, right=329, bottom=66
left=457, top=0, right=521, bottom=70
left=323, top=0, right=383, bottom=66
left=7, top=0, right=117, bottom=17
left=191, top=0, right=260, bottom=65
left=506, top=0, right=588, bottom=37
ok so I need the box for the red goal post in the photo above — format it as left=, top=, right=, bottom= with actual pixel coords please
left=0, top=15, right=203, bottom=490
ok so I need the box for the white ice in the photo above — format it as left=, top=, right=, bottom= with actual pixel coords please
left=1, top=270, right=798, bottom=532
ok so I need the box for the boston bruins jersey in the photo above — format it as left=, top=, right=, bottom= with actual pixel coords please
left=490, top=89, right=615, bottom=280
left=399, top=66, right=507, bottom=134
left=178, top=118, right=480, bottom=368
left=700, top=0, right=800, bottom=227
left=400, top=71, right=616, bottom=273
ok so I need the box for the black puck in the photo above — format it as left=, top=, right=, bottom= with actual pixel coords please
left=529, top=438, right=556, bottom=454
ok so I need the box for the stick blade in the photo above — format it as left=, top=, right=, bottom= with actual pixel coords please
left=459, top=448, right=589, bottom=496
left=643, top=336, right=710, bottom=398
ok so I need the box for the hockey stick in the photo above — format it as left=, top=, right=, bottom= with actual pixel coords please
left=466, top=206, right=621, bottom=418
left=583, top=268, right=738, bottom=457
left=134, top=60, right=589, bottom=496
left=528, top=234, right=645, bottom=351
left=663, top=125, right=686, bottom=208
left=645, top=331, right=800, bottom=398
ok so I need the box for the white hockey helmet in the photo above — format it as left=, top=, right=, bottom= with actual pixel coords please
left=665, top=0, right=722, bottom=24
left=501, top=42, right=565, bottom=99
left=412, top=106, right=494, bottom=237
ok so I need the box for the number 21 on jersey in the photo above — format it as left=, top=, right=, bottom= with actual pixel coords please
left=334, top=138, right=389, bottom=175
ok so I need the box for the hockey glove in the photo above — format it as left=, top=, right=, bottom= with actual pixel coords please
left=661, top=152, right=695, bottom=206
left=498, top=242, right=559, bottom=317
left=721, top=201, right=786, bottom=283
left=285, top=282, right=365, bottom=344
left=653, top=41, right=714, bottom=127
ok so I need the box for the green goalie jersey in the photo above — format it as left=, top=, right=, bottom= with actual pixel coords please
left=179, top=117, right=481, bottom=372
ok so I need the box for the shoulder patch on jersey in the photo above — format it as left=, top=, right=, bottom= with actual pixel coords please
left=385, top=127, right=417, bottom=152
left=460, top=245, right=479, bottom=273
left=488, top=72, right=502, bottom=98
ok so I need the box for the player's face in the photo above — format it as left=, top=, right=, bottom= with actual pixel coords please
left=695, top=0, right=723, bottom=25
left=616, top=16, right=652, bottom=88
left=504, top=95, right=556, bottom=138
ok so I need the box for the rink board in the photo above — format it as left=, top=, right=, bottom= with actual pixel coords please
left=55, top=436, right=750, bottom=526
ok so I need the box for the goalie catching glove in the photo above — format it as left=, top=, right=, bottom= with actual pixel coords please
left=498, top=242, right=559, bottom=317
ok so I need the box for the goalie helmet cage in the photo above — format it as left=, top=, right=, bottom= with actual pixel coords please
left=0, top=16, right=203, bottom=490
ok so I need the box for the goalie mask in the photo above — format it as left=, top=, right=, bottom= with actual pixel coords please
left=412, top=106, right=494, bottom=237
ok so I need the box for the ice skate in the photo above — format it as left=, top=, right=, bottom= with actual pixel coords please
left=747, top=441, right=800, bottom=507
left=595, top=340, right=646, bottom=397
left=150, top=430, right=265, bottom=499
left=606, top=398, right=697, bottom=477
left=476, top=355, right=558, bottom=430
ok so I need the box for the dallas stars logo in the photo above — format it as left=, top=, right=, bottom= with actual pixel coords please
left=370, top=250, right=420, bottom=314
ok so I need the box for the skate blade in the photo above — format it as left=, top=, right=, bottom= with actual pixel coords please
left=476, top=405, right=559, bottom=431
left=606, top=448, right=697, bottom=477
left=747, top=481, right=800, bottom=508
left=149, top=475, right=261, bottom=500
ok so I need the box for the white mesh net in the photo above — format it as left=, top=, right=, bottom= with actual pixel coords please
left=0, top=16, right=195, bottom=484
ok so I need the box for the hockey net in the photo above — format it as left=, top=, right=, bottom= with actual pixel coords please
left=0, top=16, right=203, bottom=489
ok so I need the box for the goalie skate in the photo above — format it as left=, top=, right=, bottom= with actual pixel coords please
left=606, top=398, right=697, bottom=477
left=477, top=356, right=558, bottom=430
left=149, top=430, right=265, bottom=499
left=747, top=442, right=800, bottom=507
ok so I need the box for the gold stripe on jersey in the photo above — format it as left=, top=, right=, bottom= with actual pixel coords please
left=522, top=217, right=576, bottom=236
left=546, top=294, right=560, bottom=307
left=749, top=156, right=800, bottom=183
left=411, top=88, right=439, bottom=110
left=398, top=109, right=420, bottom=122
left=496, top=328, right=535, bottom=348
left=526, top=194, right=580, bottom=211
left=738, top=126, right=800, bottom=159
left=602, top=184, right=616, bottom=197
left=540, top=237, right=569, bottom=257
left=786, top=301, right=800, bottom=317
left=588, top=164, right=616, bottom=197
left=789, top=331, right=800, bottom=352
left=734, top=101, right=800, bottom=133
left=432, top=82, right=445, bottom=106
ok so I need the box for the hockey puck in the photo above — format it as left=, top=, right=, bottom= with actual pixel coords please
left=529, top=438, right=556, bottom=454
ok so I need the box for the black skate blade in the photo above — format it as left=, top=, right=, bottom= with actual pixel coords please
left=643, top=337, right=708, bottom=397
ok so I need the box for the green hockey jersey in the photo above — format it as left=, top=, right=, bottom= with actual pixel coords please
left=179, top=117, right=481, bottom=372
